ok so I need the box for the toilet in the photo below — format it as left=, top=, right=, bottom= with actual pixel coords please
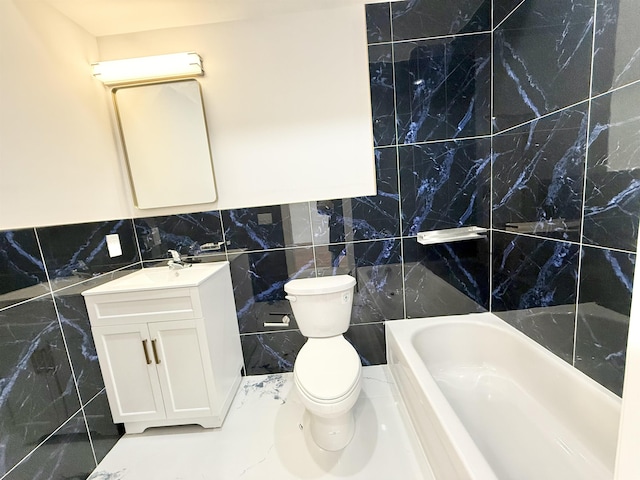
left=285, top=275, right=362, bottom=451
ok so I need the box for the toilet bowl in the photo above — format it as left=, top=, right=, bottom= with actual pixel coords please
left=285, top=275, right=362, bottom=451
left=294, top=336, right=362, bottom=450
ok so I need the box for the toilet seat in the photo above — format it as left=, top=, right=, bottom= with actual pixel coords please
left=294, top=336, right=361, bottom=402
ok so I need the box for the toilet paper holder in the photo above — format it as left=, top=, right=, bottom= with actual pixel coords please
left=264, top=314, right=291, bottom=328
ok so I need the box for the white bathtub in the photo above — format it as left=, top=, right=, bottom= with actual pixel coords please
left=386, top=313, right=621, bottom=480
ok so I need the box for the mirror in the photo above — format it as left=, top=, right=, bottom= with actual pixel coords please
left=113, top=79, right=217, bottom=209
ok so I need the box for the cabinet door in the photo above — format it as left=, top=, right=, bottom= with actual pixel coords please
left=149, top=320, right=213, bottom=419
left=92, top=325, right=165, bottom=423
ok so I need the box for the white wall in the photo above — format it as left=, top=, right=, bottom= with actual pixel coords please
left=98, top=5, right=376, bottom=217
left=0, top=0, right=131, bottom=230
left=0, top=1, right=376, bottom=230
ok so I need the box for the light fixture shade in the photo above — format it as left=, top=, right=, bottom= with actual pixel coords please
left=92, top=52, right=203, bottom=85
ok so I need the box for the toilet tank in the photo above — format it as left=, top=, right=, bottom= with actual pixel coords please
left=285, top=275, right=356, bottom=338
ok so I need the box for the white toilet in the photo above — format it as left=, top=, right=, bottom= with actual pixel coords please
left=285, top=275, right=362, bottom=451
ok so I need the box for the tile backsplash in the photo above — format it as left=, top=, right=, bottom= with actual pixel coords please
left=2, top=0, right=639, bottom=478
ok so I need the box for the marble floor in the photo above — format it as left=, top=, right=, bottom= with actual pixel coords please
left=88, top=365, right=432, bottom=480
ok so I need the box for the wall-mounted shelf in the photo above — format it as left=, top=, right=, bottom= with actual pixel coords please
left=417, top=226, right=487, bottom=246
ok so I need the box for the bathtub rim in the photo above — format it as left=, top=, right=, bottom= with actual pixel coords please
left=386, top=311, right=622, bottom=480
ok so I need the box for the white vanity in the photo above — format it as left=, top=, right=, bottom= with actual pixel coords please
left=82, top=262, right=243, bottom=434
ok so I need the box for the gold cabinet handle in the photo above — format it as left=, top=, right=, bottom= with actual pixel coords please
left=142, top=340, right=152, bottom=365
left=151, top=339, right=161, bottom=364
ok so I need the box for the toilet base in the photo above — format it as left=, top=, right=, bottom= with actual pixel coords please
left=307, top=410, right=355, bottom=451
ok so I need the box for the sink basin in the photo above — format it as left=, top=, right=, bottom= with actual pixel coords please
left=82, top=263, right=228, bottom=295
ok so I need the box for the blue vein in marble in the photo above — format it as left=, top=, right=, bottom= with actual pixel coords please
left=499, top=37, right=545, bottom=117
left=259, top=337, right=293, bottom=371
left=235, top=258, right=314, bottom=319
left=604, top=250, right=633, bottom=294
left=3, top=231, right=44, bottom=277
left=57, top=220, right=126, bottom=277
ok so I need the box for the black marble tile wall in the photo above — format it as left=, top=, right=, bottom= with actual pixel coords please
left=489, top=0, right=640, bottom=395
left=492, top=105, right=589, bottom=242
left=493, top=0, right=594, bottom=131
left=575, top=247, right=635, bottom=396
left=0, top=223, right=137, bottom=477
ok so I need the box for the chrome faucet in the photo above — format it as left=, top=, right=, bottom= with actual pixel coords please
left=167, top=250, right=191, bottom=269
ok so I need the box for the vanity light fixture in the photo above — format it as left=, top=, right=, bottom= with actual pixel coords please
left=91, top=52, right=203, bottom=85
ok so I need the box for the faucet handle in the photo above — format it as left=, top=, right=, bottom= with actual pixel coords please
left=168, top=249, right=181, bottom=262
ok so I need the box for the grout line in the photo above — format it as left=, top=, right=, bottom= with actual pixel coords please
left=33, top=228, right=99, bottom=466
left=390, top=29, right=493, bottom=46
left=493, top=0, right=527, bottom=31
left=307, top=201, right=319, bottom=277
left=131, top=218, right=143, bottom=265
left=389, top=4, right=408, bottom=320
left=489, top=0, right=495, bottom=312
left=573, top=0, right=600, bottom=367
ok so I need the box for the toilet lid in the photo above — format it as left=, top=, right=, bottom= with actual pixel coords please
left=294, top=337, right=361, bottom=401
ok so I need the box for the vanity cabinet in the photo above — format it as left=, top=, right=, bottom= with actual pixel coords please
left=82, top=262, right=243, bottom=434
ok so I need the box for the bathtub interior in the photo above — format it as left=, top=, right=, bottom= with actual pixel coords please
left=387, top=313, right=621, bottom=480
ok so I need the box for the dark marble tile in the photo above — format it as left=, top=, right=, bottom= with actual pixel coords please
left=495, top=305, right=576, bottom=364
left=0, top=229, right=48, bottom=307
left=311, top=148, right=400, bottom=243
left=344, top=322, right=386, bottom=366
left=37, top=220, right=139, bottom=282
left=575, top=247, right=634, bottom=396
left=492, top=232, right=580, bottom=311
left=493, top=0, right=524, bottom=27
left=395, top=34, right=491, bottom=143
left=399, top=138, right=491, bottom=236
left=0, top=296, right=81, bottom=476
left=4, top=411, right=95, bottom=480
left=222, top=204, right=312, bottom=251
left=134, top=210, right=224, bottom=260
left=366, top=2, right=392, bottom=44
left=492, top=105, right=589, bottom=242
left=369, top=44, right=396, bottom=147
left=228, top=248, right=315, bottom=334
left=314, top=239, right=404, bottom=323
left=592, top=0, right=640, bottom=95
left=240, top=330, right=306, bottom=375
left=493, top=0, right=594, bottom=131
left=84, top=390, right=124, bottom=464
left=53, top=291, right=103, bottom=404
left=583, top=82, right=640, bottom=252
left=391, top=0, right=491, bottom=40
left=403, top=237, right=489, bottom=317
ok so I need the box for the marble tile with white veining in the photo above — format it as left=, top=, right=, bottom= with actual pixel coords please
left=395, top=34, right=491, bottom=143
left=37, top=220, right=139, bottom=283
left=591, top=0, right=640, bottom=95
left=492, top=232, right=579, bottom=312
left=0, top=228, right=48, bottom=308
left=575, top=246, right=635, bottom=396
left=314, top=239, right=404, bottom=323
left=403, top=237, right=489, bottom=317
left=369, top=44, right=396, bottom=147
left=493, top=0, right=594, bottom=131
left=240, top=330, right=306, bottom=375
left=366, top=2, right=392, bottom=44
left=84, top=390, right=124, bottom=465
left=134, top=210, right=224, bottom=260
left=4, top=411, right=95, bottom=480
left=583, top=82, right=640, bottom=252
left=0, top=296, right=81, bottom=476
left=344, top=322, right=386, bottom=366
left=492, top=104, right=588, bottom=242
left=493, top=0, right=525, bottom=27
left=223, top=204, right=312, bottom=252
left=228, top=248, right=315, bottom=334
left=399, top=138, right=491, bottom=236
left=391, top=0, right=491, bottom=40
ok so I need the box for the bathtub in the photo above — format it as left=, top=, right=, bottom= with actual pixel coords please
left=386, top=313, right=621, bottom=480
